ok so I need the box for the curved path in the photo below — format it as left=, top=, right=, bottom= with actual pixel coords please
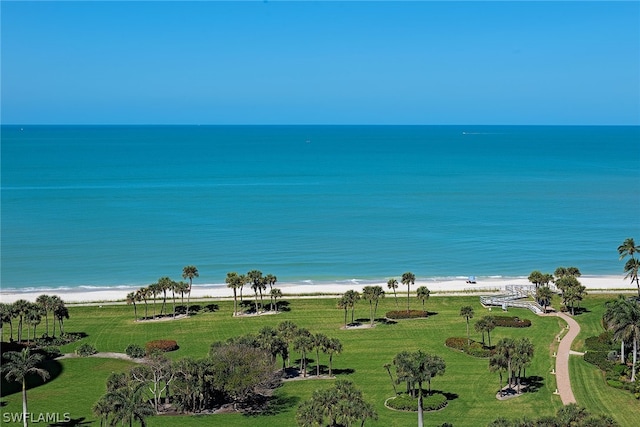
left=553, top=312, right=580, bottom=405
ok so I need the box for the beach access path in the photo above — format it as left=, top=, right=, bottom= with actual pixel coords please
left=553, top=312, right=581, bottom=405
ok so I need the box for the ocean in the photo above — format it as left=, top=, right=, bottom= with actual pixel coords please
left=1, top=125, right=639, bottom=293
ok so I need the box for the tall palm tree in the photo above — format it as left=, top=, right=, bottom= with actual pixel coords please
left=605, top=297, right=640, bottom=382
left=226, top=272, right=241, bottom=316
left=238, top=273, right=247, bottom=302
left=401, top=272, right=415, bottom=313
left=126, top=292, right=138, bottom=321
left=362, top=286, right=383, bottom=326
left=25, top=306, right=41, bottom=344
left=0, top=303, right=13, bottom=342
left=139, top=287, right=150, bottom=319
left=12, top=299, right=30, bottom=342
left=495, top=338, right=517, bottom=389
left=2, top=348, right=51, bottom=427
left=460, top=305, right=474, bottom=346
left=387, top=278, right=399, bottom=308
left=313, top=333, right=329, bottom=376
left=277, top=320, right=299, bottom=368
left=35, top=294, right=52, bottom=337
left=604, top=295, right=630, bottom=364
left=343, top=290, right=360, bottom=324
left=337, top=295, right=349, bottom=327
left=182, top=265, right=199, bottom=316
left=92, top=397, right=112, bottom=427
left=293, top=329, right=314, bottom=377
left=623, top=258, right=640, bottom=299
left=51, top=297, right=68, bottom=336
left=489, top=352, right=508, bottom=397
left=270, top=288, right=283, bottom=312
left=324, top=337, right=342, bottom=377
left=248, top=269, right=264, bottom=313
left=416, top=286, right=430, bottom=312
left=148, top=282, right=160, bottom=318
left=265, top=274, right=277, bottom=292
left=157, top=276, right=173, bottom=316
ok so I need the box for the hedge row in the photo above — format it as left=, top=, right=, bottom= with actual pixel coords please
left=584, top=331, right=617, bottom=352
left=145, top=339, right=178, bottom=354
left=387, top=393, right=448, bottom=411
left=386, top=310, right=428, bottom=319
left=493, top=316, right=531, bottom=328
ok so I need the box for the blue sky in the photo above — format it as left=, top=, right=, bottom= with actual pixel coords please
left=2, top=1, right=638, bottom=125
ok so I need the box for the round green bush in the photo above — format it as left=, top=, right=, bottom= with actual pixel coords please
left=75, top=343, right=97, bottom=357
left=386, top=392, right=448, bottom=412
left=125, top=344, right=146, bottom=359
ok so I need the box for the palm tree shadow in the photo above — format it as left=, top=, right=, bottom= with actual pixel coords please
left=522, top=375, right=544, bottom=393
left=430, top=389, right=459, bottom=401
left=0, top=359, right=63, bottom=398
left=48, top=417, right=92, bottom=427
left=242, top=393, right=301, bottom=416
left=331, top=368, right=355, bottom=375
left=276, top=301, right=291, bottom=312
left=376, top=317, right=397, bottom=325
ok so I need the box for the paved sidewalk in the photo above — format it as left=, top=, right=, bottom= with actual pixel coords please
left=554, top=312, right=580, bottom=405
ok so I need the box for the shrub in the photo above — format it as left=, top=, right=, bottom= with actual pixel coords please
left=75, top=343, right=97, bottom=357
left=493, top=316, right=531, bottom=328
left=145, top=339, right=178, bottom=355
left=125, top=344, right=146, bottom=359
left=584, top=351, right=614, bottom=371
left=445, top=337, right=494, bottom=357
left=445, top=337, right=466, bottom=351
left=585, top=331, right=617, bottom=352
left=39, top=346, right=62, bottom=359
left=386, top=310, right=428, bottom=319
left=386, top=392, right=448, bottom=412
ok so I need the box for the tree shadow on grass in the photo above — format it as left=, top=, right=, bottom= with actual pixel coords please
left=332, top=367, right=355, bottom=376
left=47, top=417, right=92, bottom=427
left=522, top=375, right=544, bottom=393
left=0, top=358, right=63, bottom=398
left=430, top=389, right=459, bottom=401
left=376, top=317, right=397, bottom=325
left=203, top=304, right=219, bottom=313
left=242, top=393, right=301, bottom=416
left=276, top=301, right=291, bottom=312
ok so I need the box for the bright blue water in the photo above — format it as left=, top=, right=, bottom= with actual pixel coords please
left=1, top=125, right=639, bottom=291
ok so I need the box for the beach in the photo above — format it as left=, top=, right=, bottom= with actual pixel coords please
left=0, top=275, right=635, bottom=305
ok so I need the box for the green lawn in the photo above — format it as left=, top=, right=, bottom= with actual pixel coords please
left=1, top=294, right=637, bottom=426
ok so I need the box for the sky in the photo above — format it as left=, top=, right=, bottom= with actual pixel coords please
left=1, top=1, right=639, bottom=125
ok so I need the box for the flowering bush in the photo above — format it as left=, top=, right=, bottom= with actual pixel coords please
left=145, top=339, right=178, bottom=355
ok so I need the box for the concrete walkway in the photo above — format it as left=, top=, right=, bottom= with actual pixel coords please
left=554, top=312, right=580, bottom=405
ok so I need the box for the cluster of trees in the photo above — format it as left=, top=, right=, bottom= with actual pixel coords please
left=488, top=403, right=619, bottom=427
left=0, top=295, right=69, bottom=343
left=295, top=379, right=377, bottom=427
left=225, top=270, right=282, bottom=316
left=619, top=237, right=639, bottom=298
left=92, top=320, right=344, bottom=421
left=459, top=306, right=497, bottom=347
left=338, top=280, right=431, bottom=326
left=125, top=265, right=199, bottom=320
left=528, top=266, right=586, bottom=314
left=386, top=271, right=417, bottom=312
left=386, top=350, right=446, bottom=427
left=603, top=295, right=640, bottom=383
left=488, top=337, right=535, bottom=396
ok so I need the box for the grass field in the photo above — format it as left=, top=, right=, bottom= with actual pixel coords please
left=1, top=293, right=638, bottom=426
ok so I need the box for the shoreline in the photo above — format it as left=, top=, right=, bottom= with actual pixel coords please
left=0, top=275, right=635, bottom=305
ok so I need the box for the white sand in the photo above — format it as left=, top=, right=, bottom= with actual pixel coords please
left=0, top=275, right=635, bottom=305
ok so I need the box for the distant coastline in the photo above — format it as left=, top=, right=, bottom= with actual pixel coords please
left=1, top=274, right=634, bottom=304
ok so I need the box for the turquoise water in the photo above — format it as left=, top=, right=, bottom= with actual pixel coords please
left=1, top=125, right=639, bottom=291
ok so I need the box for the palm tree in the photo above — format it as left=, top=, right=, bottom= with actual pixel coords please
left=489, top=352, right=508, bottom=397
left=383, top=363, right=398, bottom=395
left=270, top=288, right=283, bottom=312
left=174, top=281, right=189, bottom=312
left=0, top=303, right=13, bottom=342
left=277, top=320, right=299, bottom=368
left=148, top=282, right=160, bottom=318
left=25, top=306, right=41, bottom=344
left=92, top=397, right=112, bottom=427
left=2, top=348, right=51, bottom=427
left=238, top=273, right=247, bottom=302
left=226, top=272, right=241, bottom=315
left=293, top=329, right=314, bottom=377
left=35, top=294, right=52, bottom=337
left=475, top=317, right=488, bottom=345
left=343, top=290, right=360, bottom=324
left=623, top=258, right=640, bottom=299
left=387, top=278, right=399, bottom=308
left=248, top=269, right=264, bottom=313
left=484, top=315, right=496, bottom=347
left=416, top=286, right=430, bottom=312
left=126, top=292, right=138, bottom=321
left=182, top=265, right=199, bottom=316
left=604, top=297, right=640, bottom=382
left=401, top=272, right=415, bottom=313
left=495, top=338, right=517, bottom=389
left=513, top=337, right=534, bottom=390
left=157, top=276, right=173, bottom=316
left=460, top=305, right=474, bottom=345
left=362, top=285, right=384, bottom=325
left=12, top=299, right=30, bottom=342
left=528, top=270, right=544, bottom=289
left=139, top=287, right=150, bottom=319
left=313, top=333, right=329, bottom=376
left=169, top=279, right=178, bottom=317
left=337, top=295, right=349, bottom=327
left=265, top=273, right=277, bottom=292
left=536, top=285, right=554, bottom=313
left=324, top=337, right=342, bottom=377
left=604, top=295, right=630, bottom=364
left=51, top=297, right=69, bottom=336
left=104, top=381, right=155, bottom=427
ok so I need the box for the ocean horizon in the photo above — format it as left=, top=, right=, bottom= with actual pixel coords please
left=1, top=125, right=639, bottom=293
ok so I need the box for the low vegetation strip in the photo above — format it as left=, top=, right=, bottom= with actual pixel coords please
left=385, top=392, right=448, bottom=412
left=385, top=310, right=428, bottom=319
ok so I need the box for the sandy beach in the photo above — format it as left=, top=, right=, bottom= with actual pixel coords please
left=0, top=275, right=635, bottom=305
